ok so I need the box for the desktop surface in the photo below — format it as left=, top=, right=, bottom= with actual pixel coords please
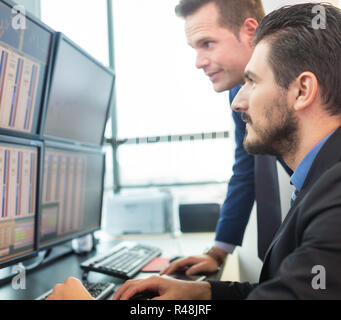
left=0, top=232, right=218, bottom=300
left=0, top=240, right=123, bottom=300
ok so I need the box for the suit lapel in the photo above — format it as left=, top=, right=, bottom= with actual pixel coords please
left=300, top=126, right=341, bottom=192
left=260, top=126, right=341, bottom=270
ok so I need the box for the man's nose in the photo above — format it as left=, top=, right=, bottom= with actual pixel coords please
left=195, top=53, right=210, bottom=69
left=231, top=85, right=249, bottom=112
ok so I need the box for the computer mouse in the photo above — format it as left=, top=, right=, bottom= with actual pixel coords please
left=129, top=291, right=159, bottom=300
left=167, top=270, right=206, bottom=282
left=169, top=255, right=183, bottom=263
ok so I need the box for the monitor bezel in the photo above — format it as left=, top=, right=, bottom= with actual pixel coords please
left=38, top=140, right=105, bottom=251
left=40, top=32, right=115, bottom=148
left=0, top=134, right=43, bottom=269
left=0, top=0, right=56, bottom=140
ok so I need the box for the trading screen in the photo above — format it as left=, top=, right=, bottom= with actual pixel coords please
left=40, top=147, right=104, bottom=247
left=43, top=36, right=113, bottom=145
left=0, top=0, right=52, bottom=135
left=0, top=142, right=38, bottom=262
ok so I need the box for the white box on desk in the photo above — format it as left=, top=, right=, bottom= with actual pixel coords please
left=102, top=191, right=177, bottom=235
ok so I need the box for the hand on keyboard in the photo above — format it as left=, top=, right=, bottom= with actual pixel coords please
left=45, top=277, right=96, bottom=300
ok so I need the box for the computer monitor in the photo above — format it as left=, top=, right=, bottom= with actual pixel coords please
left=39, top=141, right=105, bottom=249
left=42, top=32, right=115, bottom=146
left=0, top=135, right=42, bottom=268
left=0, top=0, right=54, bottom=138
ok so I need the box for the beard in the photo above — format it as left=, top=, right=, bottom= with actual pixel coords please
left=242, top=95, right=299, bottom=158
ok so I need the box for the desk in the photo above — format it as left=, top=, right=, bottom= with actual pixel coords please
left=0, top=232, right=229, bottom=300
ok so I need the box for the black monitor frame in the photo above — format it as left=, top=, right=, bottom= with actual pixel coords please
left=0, top=0, right=56, bottom=140
left=38, top=140, right=105, bottom=251
left=40, top=32, right=115, bottom=148
left=0, top=134, right=43, bottom=269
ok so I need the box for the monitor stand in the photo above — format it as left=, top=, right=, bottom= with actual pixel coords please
left=0, top=244, right=73, bottom=286
left=0, top=233, right=98, bottom=286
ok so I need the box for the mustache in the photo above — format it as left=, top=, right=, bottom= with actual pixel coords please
left=241, top=113, right=252, bottom=124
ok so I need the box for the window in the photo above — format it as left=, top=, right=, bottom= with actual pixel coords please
left=112, top=0, right=233, bottom=187
left=118, top=139, right=232, bottom=186
left=40, top=0, right=114, bottom=188
left=40, top=0, right=109, bottom=66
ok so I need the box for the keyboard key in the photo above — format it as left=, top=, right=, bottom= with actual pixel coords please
left=80, top=241, right=162, bottom=279
left=35, top=281, right=116, bottom=300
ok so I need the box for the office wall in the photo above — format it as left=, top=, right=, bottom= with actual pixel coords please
left=263, top=0, right=339, bottom=12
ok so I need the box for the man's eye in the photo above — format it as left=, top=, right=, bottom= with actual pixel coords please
left=203, top=41, right=213, bottom=48
left=247, top=78, right=256, bottom=87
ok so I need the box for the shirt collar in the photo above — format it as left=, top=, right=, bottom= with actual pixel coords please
left=290, top=130, right=335, bottom=191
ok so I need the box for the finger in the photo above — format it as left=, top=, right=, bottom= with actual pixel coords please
left=151, top=295, right=167, bottom=301
left=151, top=290, right=174, bottom=301
left=45, top=283, right=62, bottom=300
left=160, top=256, right=183, bottom=274
left=160, top=263, right=172, bottom=275
left=113, top=280, right=140, bottom=300
left=161, top=257, right=198, bottom=275
left=65, top=276, right=81, bottom=285
left=161, top=262, right=182, bottom=275
left=45, top=293, right=53, bottom=300
left=119, top=277, right=161, bottom=300
left=186, top=261, right=208, bottom=275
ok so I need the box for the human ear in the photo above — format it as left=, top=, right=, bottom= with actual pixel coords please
left=291, top=72, right=318, bottom=111
left=239, top=18, right=258, bottom=46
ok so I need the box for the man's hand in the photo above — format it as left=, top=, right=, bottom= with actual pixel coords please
left=113, top=275, right=212, bottom=300
left=161, top=254, right=221, bottom=276
left=46, top=277, right=95, bottom=300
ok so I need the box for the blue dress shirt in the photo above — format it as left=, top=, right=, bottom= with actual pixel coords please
left=290, top=130, right=335, bottom=202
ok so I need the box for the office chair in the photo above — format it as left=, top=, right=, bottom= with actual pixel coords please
left=179, top=203, right=220, bottom=233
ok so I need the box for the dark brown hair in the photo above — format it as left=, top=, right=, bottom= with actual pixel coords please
left=253, top=2, right=341, bottom=116
left=175, top=0, right=265, bottom=37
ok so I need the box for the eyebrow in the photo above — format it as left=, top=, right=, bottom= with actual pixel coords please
left=244, top=70, right=261, bottom=82
left=188, top=36, right=213, bottom=48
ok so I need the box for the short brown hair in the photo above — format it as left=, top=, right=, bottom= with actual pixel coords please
left=175, top=0, right=265, bottom=37
left=253, top=2, right=341, bottom=116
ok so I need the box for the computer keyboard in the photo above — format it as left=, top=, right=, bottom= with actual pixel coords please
left=80, top=241, right=162, bottom=279
left=35, top=280, right=116, bottom=300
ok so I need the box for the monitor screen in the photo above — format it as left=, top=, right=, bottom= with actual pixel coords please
left=39, top=142, right=104, bottom=248
left=42, top=33, right=114, bottom=146
left=0, top=135, right=41, bottom=267
left=0, top=0, right=53, bottom=137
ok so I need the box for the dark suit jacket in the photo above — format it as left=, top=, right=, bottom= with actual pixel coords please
left=209, top=126, right=341, bottom=299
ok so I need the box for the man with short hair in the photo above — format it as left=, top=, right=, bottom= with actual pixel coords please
left=163, top=0, right=292, bottom=276
left=46, top=0, right=292, bottom=300
left=111, top=2, right=341, bottom=299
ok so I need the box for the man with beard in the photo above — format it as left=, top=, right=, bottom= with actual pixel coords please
left=48, top=0, right=285, bottom=300
left=47, top=2, right=341, bottom=299
left=110, top=2, right=341, bottom=299
left=162, top=0, right=293, bottom=278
